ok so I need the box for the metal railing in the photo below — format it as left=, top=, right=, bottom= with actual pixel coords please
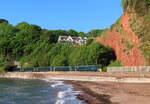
left=107, top=66, right=150, bottom=72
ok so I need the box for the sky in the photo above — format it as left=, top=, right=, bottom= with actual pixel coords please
left=0, top=0, right=123, bottom=33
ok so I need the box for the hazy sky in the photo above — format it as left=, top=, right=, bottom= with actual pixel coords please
left=0, top=0, right=123, bottom=33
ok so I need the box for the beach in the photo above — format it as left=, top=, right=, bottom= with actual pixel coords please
left=65, top=81, right=150, bottom=104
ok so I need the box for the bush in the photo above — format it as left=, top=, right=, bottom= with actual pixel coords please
left=108, top=60, right=122, bottom=67
left=147, top=0, right=150, bottom=5
left=86, top=39, right=93, bottom=46
left=102, top=67, right=107, bottom=72
left=121, top=0, right=128, bottom=8
left=0, top=66, right=6, bottom=73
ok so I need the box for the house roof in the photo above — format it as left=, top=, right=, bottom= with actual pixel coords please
left=58, top=36, right=87, bottom=45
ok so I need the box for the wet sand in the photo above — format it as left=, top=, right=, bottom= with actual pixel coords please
left=65, top=81, right=150, bottom=104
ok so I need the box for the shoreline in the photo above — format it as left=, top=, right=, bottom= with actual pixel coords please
left=0, top=77, right=85, bottom=104
left=0, top=77, right=110, bottom=104
left=64, top=80, right=112, bottom=104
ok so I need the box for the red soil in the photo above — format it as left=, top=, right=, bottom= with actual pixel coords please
left=96, top=13, right=146, bottom=66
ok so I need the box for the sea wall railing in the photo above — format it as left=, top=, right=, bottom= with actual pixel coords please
left=107, top=66, right=150, bottom=72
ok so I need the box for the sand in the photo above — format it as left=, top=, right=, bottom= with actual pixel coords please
left=65, top=81, right=150, bottom=104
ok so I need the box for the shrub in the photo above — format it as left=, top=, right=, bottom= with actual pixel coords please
left=0, top=67, right=5, bottom=73
left=121, top=0, right=128, bottom=8
left=86, top=39, right=93, bottom=46
left=147, top=0, right=150, bottom=5
left=102, top=67, right=107, bottom=72
left=108, top=60, right=122, bottom=67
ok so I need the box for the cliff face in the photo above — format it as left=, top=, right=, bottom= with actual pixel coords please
left=96, top=0, right=150, bottom=66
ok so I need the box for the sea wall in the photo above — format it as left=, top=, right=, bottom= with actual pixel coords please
left=1, top=72, right=150, bottom=83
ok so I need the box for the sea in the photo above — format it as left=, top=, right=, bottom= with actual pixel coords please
left=0, top=78, right=84, bottom=104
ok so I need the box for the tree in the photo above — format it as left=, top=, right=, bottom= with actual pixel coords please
left=88, top=29, right=104, bottom=37
left=86, top=39, right=93, bottom=46
left=78, top=32, right=86, bottom=37
left=0, top=20, right=117, bottom=69
left=0, top=19, right=8, bottom=24
left=69, top=46, right=88, bottom=66
left=67, top=29, right=78, bottom=37
left=0, top=23, right=18, bottom=57
left=51, top=55, right=67, bottom=67
left=51, top=43, right=72, bottom=66
left=147, top=0, right=150, bottom=5
left=87, top=42, right=116, bottom=67
left=14, top=22, right=42, bottom=56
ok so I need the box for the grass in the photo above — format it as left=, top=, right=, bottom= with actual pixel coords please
left=124, top=40, right=134, bottom=50
left=146, top=6, right=150, bottom=21
left=110, top=17, right=125, bottom=35
left=127, top=70, right=137, bottom=72
left=121, top=38, right=134, bottom=53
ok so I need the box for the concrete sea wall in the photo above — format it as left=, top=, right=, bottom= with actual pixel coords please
left=1, top=72, right=150, bottom=83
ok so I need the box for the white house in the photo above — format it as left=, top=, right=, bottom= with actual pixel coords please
left=58, top=36, right=87, bottom=45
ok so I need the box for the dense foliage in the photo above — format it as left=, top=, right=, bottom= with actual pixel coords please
left=120, top=0, right=150, bottom=64
left=108, top=60, right=122, bottom=67
left=0, top=20, right=116, bottom=70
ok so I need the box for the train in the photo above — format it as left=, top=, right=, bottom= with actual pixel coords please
left=10, top=65, right=101, bottom=72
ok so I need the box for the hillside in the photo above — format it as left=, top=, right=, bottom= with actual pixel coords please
left=0, top=21, right=116, bottom=71
left=96, top=0, right=150, bottom=66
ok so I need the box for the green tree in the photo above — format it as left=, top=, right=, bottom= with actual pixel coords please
left=51, top=55, right=67, bottom=67
left=0, top=19, right=8, bottom=24
left=86, top=39, right=93, bottom=46
left=0, top=20, right=117, bottom=69
left=51, top=43, right=72, bottom=66
left=67, top=29, right=78, bottom=37
left=147, top=0, right=150, bottom=5
left=0, top=23, right=18, bottom=57
left=87, top=42, right=116, bottom=67
left=69, top=46, right=88, bottom=66
left=78, top=32, right=86, bottom=37
left=14, top=22, right=41, bottom=56
left=88, top=29, right=104, bottom=37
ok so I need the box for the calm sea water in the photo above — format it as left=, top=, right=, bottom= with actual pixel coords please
left=0, top=78, right=84, bottom=104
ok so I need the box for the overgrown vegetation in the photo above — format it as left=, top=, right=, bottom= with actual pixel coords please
left=0, top=55, right=7, bottom=73
left=121, top=38, right=134, bottom=53
left=108, top=60, right=122, bottom=67
left=121, top=0, right=150, bottom=64
left=110, top=17, right=124, bottom=35
left=121, top=0, right=128, bottom=8
left=0, top=20, right=117, bottom=71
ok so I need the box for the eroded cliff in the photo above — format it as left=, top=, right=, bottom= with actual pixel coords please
left=96, top=0, right=150, bottom=66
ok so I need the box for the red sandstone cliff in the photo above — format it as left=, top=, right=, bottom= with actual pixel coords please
left=96, top=0, right=149, bottom=66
